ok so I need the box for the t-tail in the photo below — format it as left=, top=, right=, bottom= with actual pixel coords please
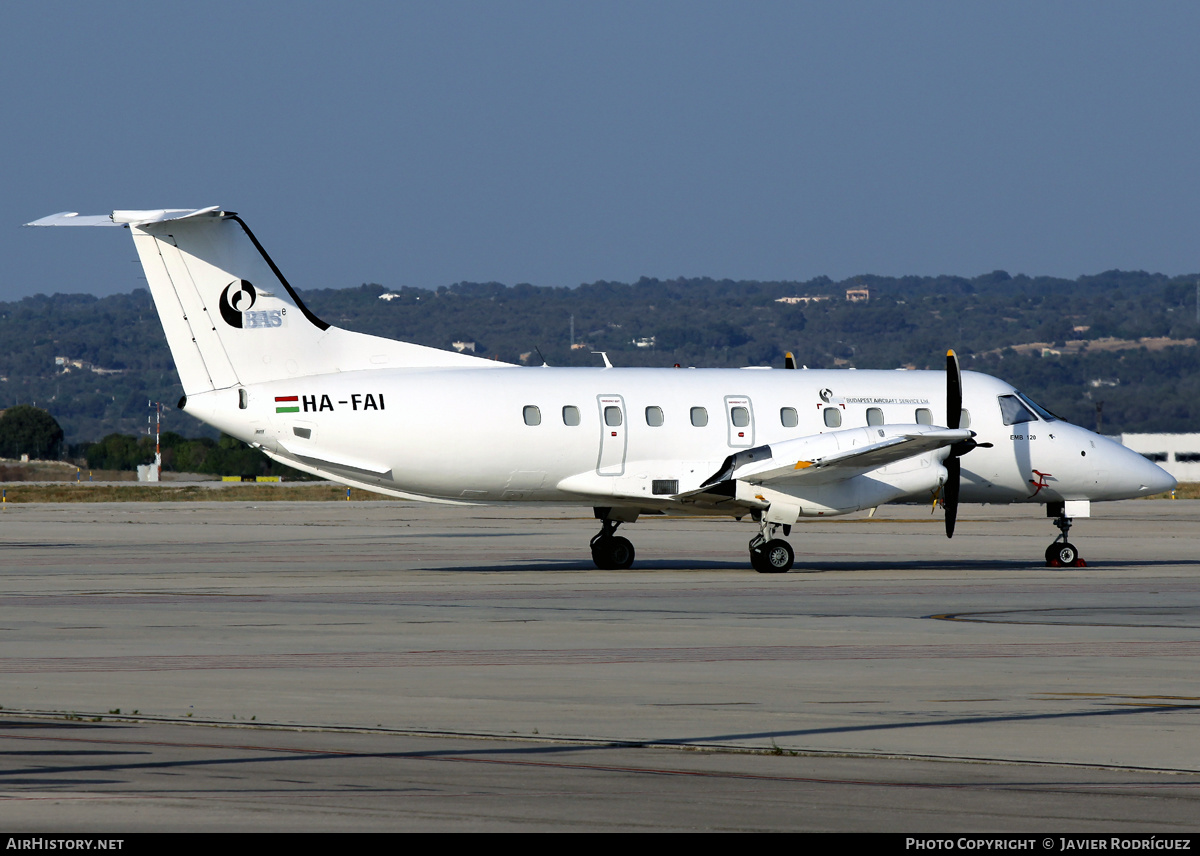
left=26, top=208, right=499, bottom=403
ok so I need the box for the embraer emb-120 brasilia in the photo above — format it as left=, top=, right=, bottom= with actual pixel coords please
left=28, top=207, right=1176, bottom=572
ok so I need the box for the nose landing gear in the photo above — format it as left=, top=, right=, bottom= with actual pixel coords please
left=1046, top=502, right=1086, bottom=568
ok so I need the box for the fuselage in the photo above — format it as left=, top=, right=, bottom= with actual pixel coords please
left=182, top=364, right=1174, bottom=513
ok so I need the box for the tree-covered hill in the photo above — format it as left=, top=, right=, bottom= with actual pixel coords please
left=2, top=269, right=1198, bottom=446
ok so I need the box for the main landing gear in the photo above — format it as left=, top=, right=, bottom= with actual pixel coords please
left=590, top=514, right=636, bottom=570
left=1045, top=501, right=1086, bottom=568
left=749, top=515, right=794, bottom=574
left=588, top=507, right=796, bottom=573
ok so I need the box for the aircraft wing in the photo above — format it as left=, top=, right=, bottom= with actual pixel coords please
left=697, top=425, right=973, bottom=491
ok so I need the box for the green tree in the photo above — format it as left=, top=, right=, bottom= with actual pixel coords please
left=86, top=433, right=151, bottom=470
left=0, top=405, right=65, bottom=460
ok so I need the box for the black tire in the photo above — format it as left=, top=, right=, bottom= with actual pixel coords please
left=607, top=536, right=635, bottom=569
left=1046, top=542, right=1079, bottom=566
left=751, top=539, right=793, bottom=574
left=592, top=535, right=635, bottom=570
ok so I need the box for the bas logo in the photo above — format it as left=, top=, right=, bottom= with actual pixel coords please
left=219, top=280, right=284, bottom=329
left=219, top=280, right=256, bottom=327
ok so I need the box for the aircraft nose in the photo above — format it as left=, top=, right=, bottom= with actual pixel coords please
left=1122, top=447, right=1177, bottom=496
left=1143, top=457, right=1177, bottom=495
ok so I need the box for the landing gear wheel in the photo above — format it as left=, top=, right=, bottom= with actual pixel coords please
left=1046, top=542, right=1081, bottom=567
left=751, top=538, right=794, bottom=574
left=592, top=535, right=635, bottom=570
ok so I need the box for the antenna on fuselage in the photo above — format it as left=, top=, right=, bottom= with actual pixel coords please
left=592, top=351, right=613, bottom=368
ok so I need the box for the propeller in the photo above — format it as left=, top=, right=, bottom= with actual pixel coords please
left=943, top=350, right=961, bottom=537
left=944, top=349, right=975, bottom=539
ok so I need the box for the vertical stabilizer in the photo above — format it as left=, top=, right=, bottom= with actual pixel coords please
left=28, top=208, right=500, bottom=396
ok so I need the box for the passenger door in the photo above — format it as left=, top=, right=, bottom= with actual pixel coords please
left=596, top=395, right=627, bottom=475
left=725, top=396, right=754, bottom=448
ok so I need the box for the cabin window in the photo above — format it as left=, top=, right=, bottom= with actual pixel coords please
left=823, top=407, right=842, bottom=428
left=523, top=405, right=541, bottom=426
left=915, top=408, right=932, bottom=425
left=238, top=388, right=248, bottom=410
left=730, top=406, right=750, bottom=428
left=866, top=407, right=883, bottom=426
left=959, top=409, right=971, bottom=429
left=604, top=406, right=623, bottom=427
left=780, top=407, right=798, bottom=428
left=645, top=406, right=664, bottom=427
left=562, top=405, right=581, bottom=426
left=690, top=407, right=708, bottom=427
left=997, top=395, right=1036, bottom=426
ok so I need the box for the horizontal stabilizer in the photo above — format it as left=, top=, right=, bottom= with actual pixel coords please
left=25, top=207, right=222, bottom=227
left=26, top=211, right=123, bottom=227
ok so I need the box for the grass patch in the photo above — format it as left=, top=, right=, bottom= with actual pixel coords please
left=0, top=484, right=390, bottom=503
left=1155, top=482, right=1200, bottom=499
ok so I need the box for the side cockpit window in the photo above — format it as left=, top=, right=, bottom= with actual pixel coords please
left=998, top=394, right=1037, bottom=426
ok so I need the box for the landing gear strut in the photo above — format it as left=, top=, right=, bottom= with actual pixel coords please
left=1045, top=502, right=1086, bottom=568
left=590, top=513, right=635, bottom=570
left=748, top=516, right=794, bottom=574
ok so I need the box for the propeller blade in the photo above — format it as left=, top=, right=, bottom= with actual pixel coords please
left=944, top=456, right=960, bottom=538
left=946, top=349, right=962, bottom=430
left=945, top=349, right=963, bottom=538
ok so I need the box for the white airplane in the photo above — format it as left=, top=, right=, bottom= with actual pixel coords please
left=27, top=207, right=1176, bottom=572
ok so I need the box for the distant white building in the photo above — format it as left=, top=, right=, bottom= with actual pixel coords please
left=53, top=356, right=123, bottom=375
left=451, top=341, right=476, bottom=353
left=775, top=296, right=830, bottom=305
left=1119, top=434, right=1200, bottom=484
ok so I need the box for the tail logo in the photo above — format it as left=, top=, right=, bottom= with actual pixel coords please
left=219, top=280, right=258, bottom=327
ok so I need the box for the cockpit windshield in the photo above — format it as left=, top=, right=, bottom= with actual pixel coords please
left=1016, top=391, right=1059, bottom=422
left=997, top=392, right=1059, bottom=426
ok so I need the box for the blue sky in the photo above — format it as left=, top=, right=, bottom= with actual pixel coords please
left=4, top=2, right=1199, bottom=299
